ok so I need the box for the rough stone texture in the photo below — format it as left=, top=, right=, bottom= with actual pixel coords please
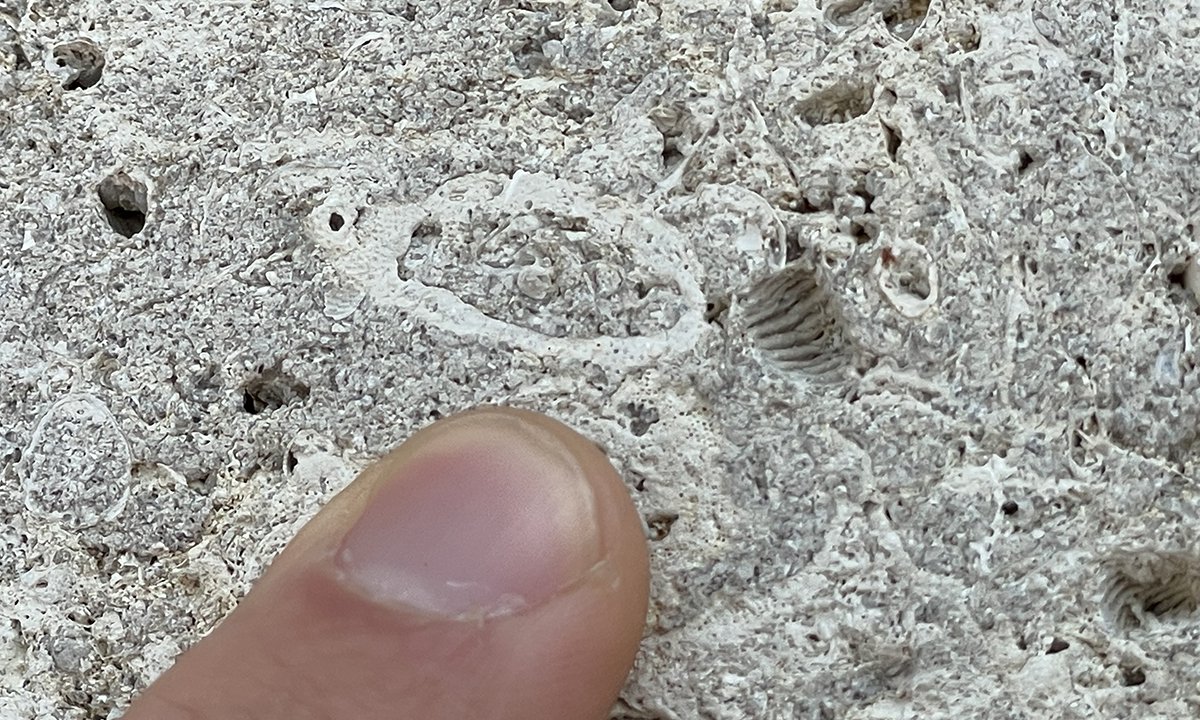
left=3, top=0, right=1200, bottom=718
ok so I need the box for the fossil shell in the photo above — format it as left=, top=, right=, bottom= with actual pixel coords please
left=19, top=394, right=131, bottom=529
left=742, top=262, right=848, bottom=382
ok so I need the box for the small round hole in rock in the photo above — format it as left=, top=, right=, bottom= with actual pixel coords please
left=329, top=213, right=345, bottom=231
left=52, top=38, right=105, bottom=90
left=97, top=171, right=148, bottom=238
left=646, top=511, right=678, bottom=541
left=240, top=367, right=311, bottom=415
left=1121, top=666, right=1146, bottom=686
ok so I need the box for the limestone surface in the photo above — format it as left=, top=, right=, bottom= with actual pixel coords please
left=3, top=0, right=1200, bottom=718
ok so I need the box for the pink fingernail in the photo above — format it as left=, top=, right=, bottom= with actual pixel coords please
left=335, top=413, right=602, bottom=618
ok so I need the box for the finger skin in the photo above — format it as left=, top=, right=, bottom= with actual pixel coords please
left=122, top=407, right=650, bottom=720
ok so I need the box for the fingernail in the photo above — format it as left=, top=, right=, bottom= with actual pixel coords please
left=334, top=412, right=603, bottom=618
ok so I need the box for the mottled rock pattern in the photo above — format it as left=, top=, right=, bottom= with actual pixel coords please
left=3, top=1, right=1200, bottom=718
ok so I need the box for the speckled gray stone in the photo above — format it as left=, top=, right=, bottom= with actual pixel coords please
left=4, top=1, right=1200, bottom=718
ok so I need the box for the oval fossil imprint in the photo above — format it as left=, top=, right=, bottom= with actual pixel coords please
left=19, top=394, right=131, bottom=529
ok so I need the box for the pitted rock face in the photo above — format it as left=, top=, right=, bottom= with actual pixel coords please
left=6, top=1, right=1200, bottom=718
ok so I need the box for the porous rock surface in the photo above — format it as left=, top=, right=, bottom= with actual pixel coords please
left=3, top=0, right=1200, bottom=718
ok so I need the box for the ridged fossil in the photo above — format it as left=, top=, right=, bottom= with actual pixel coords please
left=742, top=263, right=848, bottom=381
left=1102, top=550, right=1200, bottom=628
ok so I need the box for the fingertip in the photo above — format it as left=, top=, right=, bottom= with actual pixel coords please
left=124, top=406, right=650, bottom=720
